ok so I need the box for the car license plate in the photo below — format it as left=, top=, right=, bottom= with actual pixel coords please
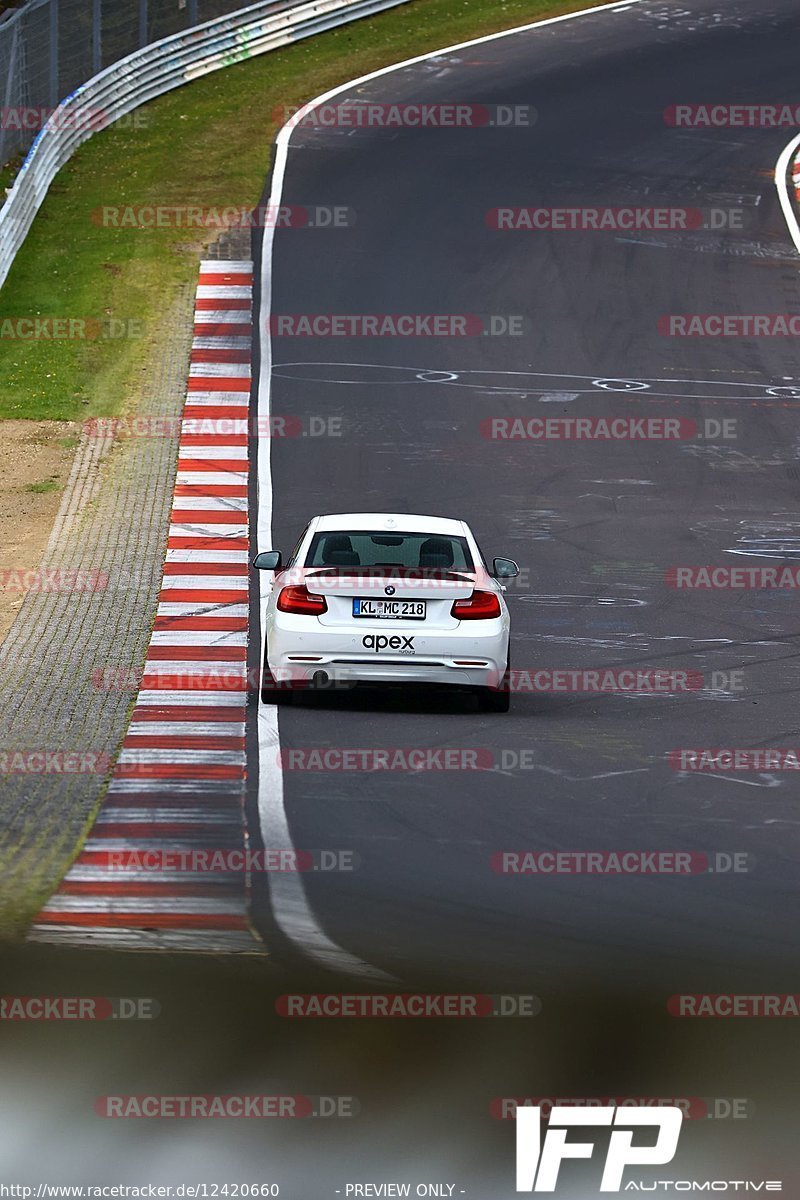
left=352, top=599, right=427, bottom=619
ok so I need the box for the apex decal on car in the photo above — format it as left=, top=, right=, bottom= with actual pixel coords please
left=361, top=635, right=415, bottom=652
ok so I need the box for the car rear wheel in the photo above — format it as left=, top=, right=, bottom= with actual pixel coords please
left=476, top=655, right=511, bottom=713
left=261, top=684, right=296, bottom=706
left=260, top=656, right=297, bottom=705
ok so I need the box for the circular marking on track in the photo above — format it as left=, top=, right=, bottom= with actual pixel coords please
left=415, top=370, right=460, bottom=383
left=592, top=378, right=650, bottom=392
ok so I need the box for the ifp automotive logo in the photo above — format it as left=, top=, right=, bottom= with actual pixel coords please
left=515, top=1105, right=683, bottom=1192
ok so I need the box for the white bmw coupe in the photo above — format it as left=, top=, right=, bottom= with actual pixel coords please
left=254, top=512, right=518, bottom=711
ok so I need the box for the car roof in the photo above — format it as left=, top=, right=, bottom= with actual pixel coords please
left=312, top=513, right=469, bottom=536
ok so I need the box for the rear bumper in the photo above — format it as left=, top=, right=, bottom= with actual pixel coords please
left=271, top=659, right=502, bottom=689
left=266, top=619, right=508, bottom=689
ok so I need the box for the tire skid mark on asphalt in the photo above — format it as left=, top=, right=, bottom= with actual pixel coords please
left=29, top=261, right=265, bottom=956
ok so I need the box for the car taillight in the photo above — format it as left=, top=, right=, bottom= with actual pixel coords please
left=278, top=585, right=327, bottom=615
left=450, top=590, right=501, bottom=620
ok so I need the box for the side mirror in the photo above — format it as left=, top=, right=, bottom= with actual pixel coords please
left=492, top=557, right=519, bottom=579
left=253, top=550, right=282, bottom=571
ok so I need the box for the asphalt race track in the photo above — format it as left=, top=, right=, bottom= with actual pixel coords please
left=249, top=0, right=800, bottom=990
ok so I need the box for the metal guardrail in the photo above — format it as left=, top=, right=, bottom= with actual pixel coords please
left=0, top=0, right=241, bottom=169
left=0, top=0, right=410, bottom=291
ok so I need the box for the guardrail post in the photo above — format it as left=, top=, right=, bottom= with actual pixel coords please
left=48, top=0, right=59, bottom=109
left=92, top=0, right=102, bottom=74
left=138, top=0, right=148, bottom=47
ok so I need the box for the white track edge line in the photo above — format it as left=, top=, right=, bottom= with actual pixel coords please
left=774, top=132, right=800, bottom=255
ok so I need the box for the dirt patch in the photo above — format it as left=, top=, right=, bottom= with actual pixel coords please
left=0, top=421, right=79, bottom=642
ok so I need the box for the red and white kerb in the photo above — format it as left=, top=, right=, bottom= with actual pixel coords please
left=31, top=261, right=262, bottom=955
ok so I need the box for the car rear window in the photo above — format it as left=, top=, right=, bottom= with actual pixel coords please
left=304, top=531, right=474, bottom=571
